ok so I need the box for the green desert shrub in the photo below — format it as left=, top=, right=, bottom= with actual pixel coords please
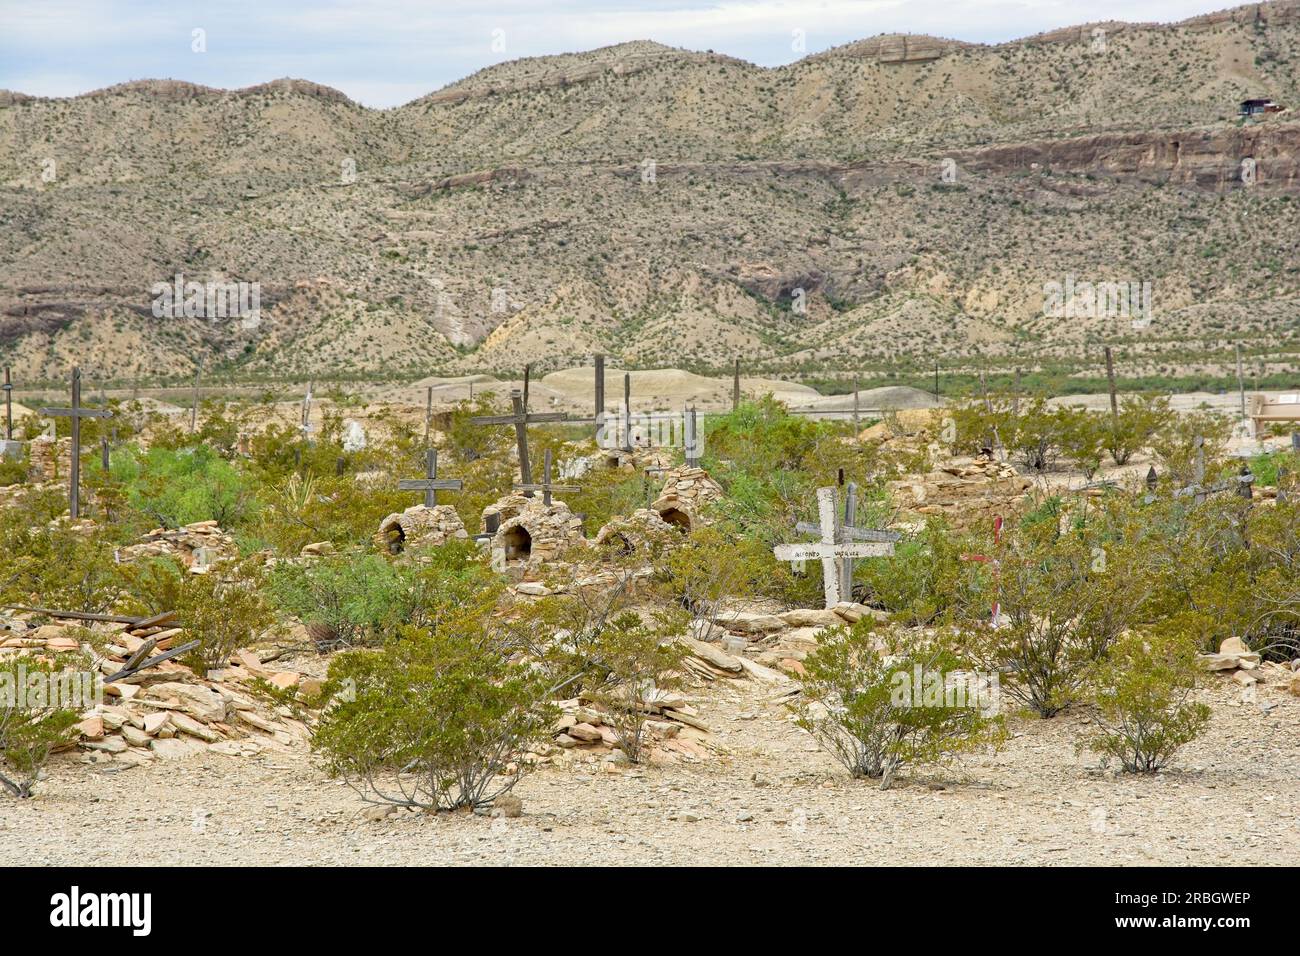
left=313, top=620, right=553, bottom=811
left=0, top=656, right=83, bottom=798
left=112, top=444, right=255, bottom=529
left=586, top=610, right=687, bottom=764
left=796, top=621, right=1003, bottom=788
left=963, top=523, right=1147, bottom=717
left=116, top=557, right=278, bottom=675
left=1086, top=630, right=1211, bottom=773
left=268, top=553, right=406, bottom=650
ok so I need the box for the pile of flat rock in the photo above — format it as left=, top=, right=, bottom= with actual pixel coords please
left=0, top=612, right=315, bottom=768
left=650, top=466, right=723, bottom=532
left=1201, top=636, right=1300, bottom=696
left=373, top=504, right=468, bottom=553
left=888, top=453, right=1033, bottom=532
left=117, top=520, right=238, bottom=573
left=701, top=602, right=889, bottom=676
left=546, top=691, right=713, bottom=767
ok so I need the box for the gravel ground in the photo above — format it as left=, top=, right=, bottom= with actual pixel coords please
left=3, top=677, right=1296, bottom=866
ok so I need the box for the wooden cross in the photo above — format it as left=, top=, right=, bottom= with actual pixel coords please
left=1173, top=438, right=1254, bottom=503
left=423, top=386, right=433, bottom=447
left=514, top=448, right=578, bottom=506
left=398, top=448, right=463, bottom=508
left=189, top=359, right=202, bottom=434
left=593, top=353, right=605, bottom=441
left=684, top=405, right=702, bottom=467
left=775, top=485, right=897, bottom=608
left=470, top=388, right=568, bottom=495
left=38, top=367, right=112, bottom=518
left=622, top=372, right=633, bottom=452
left=2, top=366, right=13, bottom=441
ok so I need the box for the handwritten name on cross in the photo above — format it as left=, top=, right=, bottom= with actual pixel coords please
left=38, top=367, right=112, bottom=519
left=775, top=484, right=897, bottom=608
left=398, top=448, right=463, bottom=508
left=469, top=388, right=568, bottom=496
left=514, top=448, right=579, bottom=506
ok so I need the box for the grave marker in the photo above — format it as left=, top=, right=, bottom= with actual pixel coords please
left=961, top=515, right=1005, bottom=625
left=514, top=448, right=579, bottom=506
left=470, top=388, right=568, bottom=495
left=398, top=448, right=463, bottom=508
left=776, top=485, right=897, bottom=608
left=1, top=366, right=22, bottom=461
left=38, top=367, right=113, bottom=518
left=594, top=353, right=605, bottom=440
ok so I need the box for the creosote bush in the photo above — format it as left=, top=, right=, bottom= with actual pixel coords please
left=796, top=621, right=1003, bottom=789
left=314, top=622, right=553, bottom=812
left=0, top=657, right=82, bottom=799
left=117, top=556, right=278, bottom=676
left=1086, top=631, right=1210, bottom=773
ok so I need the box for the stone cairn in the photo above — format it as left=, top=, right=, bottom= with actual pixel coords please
left=650, top=465, right=723, bottom=532
left=887, top=452, right=1033, bottom=533
left=25, top=435, right=72, bottom=480
left=374, top=504, right=468, bottom=554
left=593, top=508, right=679, bottom=556
left=482, top=493, right=585, bottom=566
left=118, top=520, right=238, bottom=573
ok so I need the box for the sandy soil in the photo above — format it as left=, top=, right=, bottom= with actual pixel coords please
left=4, top=676, right=1295, bottom=867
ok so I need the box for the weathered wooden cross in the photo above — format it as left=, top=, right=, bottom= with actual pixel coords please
left=514, top=448, right=579, bottom=506
left=38, top=366, right=113, bottom=518
left=470, top=388, right=568, bottom=495
left=775, top=484, right=898, bottom=608
left=684, top=405, right=701, bottom=467
left=1, top=366, right=22, bottom=462
left=398, top=448, right=463, bottom=508
left=593, top=353, right=605, bottom=440
left=3, top=366, right=13, bottom=441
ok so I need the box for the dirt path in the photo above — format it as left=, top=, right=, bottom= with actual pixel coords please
left=3, top=678, right=1296, bottom=866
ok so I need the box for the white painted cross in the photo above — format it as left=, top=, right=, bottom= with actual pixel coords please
left=774, top=485, right=897, bottom=608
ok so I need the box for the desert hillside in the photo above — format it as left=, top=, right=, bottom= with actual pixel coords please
left=2, top=2, right=1300, bottom=386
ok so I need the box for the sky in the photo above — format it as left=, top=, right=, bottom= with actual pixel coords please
left=0, top=0, right=1247, bottom=108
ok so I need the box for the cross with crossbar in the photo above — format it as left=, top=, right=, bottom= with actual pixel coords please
left=513, top=448, right=579, bottom=506
left=398, top=448, right=463, bottom=508
left=775, top=484, right=898, bottom=608
left=38, top=366, right=113, bottom=519
left=3, top=366, right=13, bottom=441
left=470, top=388, right=569, bottom=495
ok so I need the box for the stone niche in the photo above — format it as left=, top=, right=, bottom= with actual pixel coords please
left=593, top=508, right=679, bottom=558
left=650, top=466, right=723, bottom=532
left=482, top=493, right=585, bottom=566
left=375, top=504, right=468, bottom=554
